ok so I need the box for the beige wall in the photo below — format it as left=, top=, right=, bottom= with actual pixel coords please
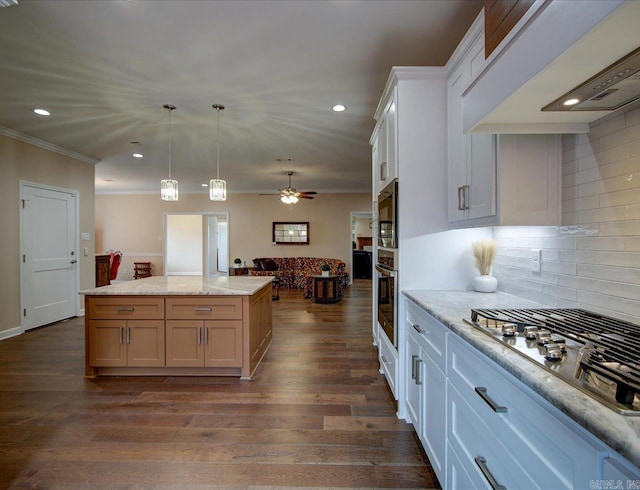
left=95, top=192, right=372, bottom=281
left=0, top=134, right=95, bottom=335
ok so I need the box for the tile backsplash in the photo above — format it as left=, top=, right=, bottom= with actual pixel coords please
left=493, top=105, right=640, bottom=323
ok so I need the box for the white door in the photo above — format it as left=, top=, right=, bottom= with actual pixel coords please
left=21, top=183, right=78, bottom=330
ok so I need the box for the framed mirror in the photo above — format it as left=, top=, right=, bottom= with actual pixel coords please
left=272, top=221, right=310, bottom=245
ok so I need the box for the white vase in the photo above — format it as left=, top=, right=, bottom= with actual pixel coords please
left=473, top=274, right=498, bottom=293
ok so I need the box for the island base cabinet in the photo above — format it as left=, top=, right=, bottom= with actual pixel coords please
left=89, top=320, right=165, bottom=367
left=166, top=320, right=242, bottom=368
left=84, top=285, right=272, bottom=379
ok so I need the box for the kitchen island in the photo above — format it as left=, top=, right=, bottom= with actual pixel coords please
left=80, top=276, right=273, bottom=380
left=403, top=290, right=640, bottom=488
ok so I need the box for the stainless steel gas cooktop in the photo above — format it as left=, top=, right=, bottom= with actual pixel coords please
left=465, top=308, right=640, bottom=415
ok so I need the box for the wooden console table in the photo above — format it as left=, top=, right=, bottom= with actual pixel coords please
left=312, top=275, right=340, bottom=304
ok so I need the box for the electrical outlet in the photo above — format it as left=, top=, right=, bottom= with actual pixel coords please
left=531, top=249, right=541, bottom=272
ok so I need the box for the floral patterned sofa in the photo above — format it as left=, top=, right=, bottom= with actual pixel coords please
left=249, top=257, right=346, bottom=298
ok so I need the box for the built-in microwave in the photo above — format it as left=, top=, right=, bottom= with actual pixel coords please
left=377, top=179, right=397, bottom=248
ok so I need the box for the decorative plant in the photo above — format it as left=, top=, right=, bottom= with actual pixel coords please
left=234, top=258, right=242, bottom=265
left=472, top=240, right=497, bottom=276
left=320, top=263, right=331, bottom=272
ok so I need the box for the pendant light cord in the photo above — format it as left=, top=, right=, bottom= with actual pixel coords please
left=168, top=108, right=172, bottom=180
left=216, top=106, right=220, bottom=180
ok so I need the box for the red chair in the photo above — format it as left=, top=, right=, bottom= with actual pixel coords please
left=107, top=250, right=122, bottom=281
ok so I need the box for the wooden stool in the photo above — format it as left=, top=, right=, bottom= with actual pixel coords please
left=134, top=262, right=152, bottom=279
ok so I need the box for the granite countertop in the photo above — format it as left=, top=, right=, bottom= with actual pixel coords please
left=403, top=289, right=640, bottom=469
left=80, top=276, right=273, bottom=296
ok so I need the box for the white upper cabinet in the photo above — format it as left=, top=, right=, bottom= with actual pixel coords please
left=447, top=11, right=562, bottom=228
left=373, top=88, right=397, bottom=195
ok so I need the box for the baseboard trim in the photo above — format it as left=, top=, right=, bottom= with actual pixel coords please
left=0, top=326, right=23, bottom=341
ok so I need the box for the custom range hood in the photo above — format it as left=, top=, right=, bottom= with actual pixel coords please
left=463, top=1, right=640, bottom=134
left=542, top=47, right=640, bottom=112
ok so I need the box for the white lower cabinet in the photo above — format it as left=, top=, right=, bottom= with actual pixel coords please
left=447, top=334, right=604, bottom=489
left=403, top=297, right=640, bottom=489
left=405, top=301, right=447, bottom=486
left=378, top=327, right=398, bottom=399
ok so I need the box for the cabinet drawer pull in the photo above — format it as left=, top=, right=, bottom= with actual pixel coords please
left=380, top=161, right=388, bottom=181
left=475, top=456, right=506, bottom=490
left=475, top=387, right=507, bottom=413
left=117, top=307, right=135, bottom=312
left=412, top=323, right=426, bottom=334
left=194, top=307, right=213, bottom=312
left=411, top=354, right=418, bottom=379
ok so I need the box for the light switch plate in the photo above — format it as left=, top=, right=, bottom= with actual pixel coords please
left=81, top=232, right=90, bottom=241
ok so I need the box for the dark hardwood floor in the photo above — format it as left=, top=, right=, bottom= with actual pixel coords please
left=0, top=279, right=440, bottom=489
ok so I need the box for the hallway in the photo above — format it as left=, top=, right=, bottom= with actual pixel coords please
left=0, top=280, right=439, bottom=488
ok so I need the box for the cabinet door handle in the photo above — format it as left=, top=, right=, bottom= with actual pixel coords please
left=411, top=354, right=419, bottom=379
left=117, top=307, right=135, bottom=312
left=458, top=185, right=470, bottom=210
left=415, top=358, right=422, bottom=385
left=197, top=327, right=202, bottom=345
left=475, top=387, right=508, bottom=413
left=380, top=161, right=387, bottom=181
left=126, top=327, right=131, bottom=344
left=204, top=327, right=208, bottom=345
left=194, top=307, right=213, bottom=312
left=475, top=456, right=507, bottom=490
left=119, top=326, right=124, bottom=344
left=412, top=323, right=426, bottom=334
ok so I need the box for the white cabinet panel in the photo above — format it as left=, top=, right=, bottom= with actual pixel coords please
left=378, top=326, right=397, bottom=399
left=421, top=354, right=446, bottom=482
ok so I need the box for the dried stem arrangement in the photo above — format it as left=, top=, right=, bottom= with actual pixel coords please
left=472, top=239, right=497, bottom=276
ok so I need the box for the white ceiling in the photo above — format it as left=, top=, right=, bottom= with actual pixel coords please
left=0, top=0, right=482, bottom=195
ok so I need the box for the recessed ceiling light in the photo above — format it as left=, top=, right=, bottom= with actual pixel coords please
left=332, top=104, right=346, bottom=112
left=201, top=183, right=208, bottom=187
left=133, top=153, right=143, bottom=158
left=563, top=98, right=580, bottom=106
left=33, top=108, right=50, bottom=116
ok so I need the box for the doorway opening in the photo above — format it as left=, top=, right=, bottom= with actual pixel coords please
left=164, top=212, right=229, bottom=277
left=349, top=211, right=373, bottom=282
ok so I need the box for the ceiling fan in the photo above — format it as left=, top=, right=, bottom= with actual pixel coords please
left=277, top=171, right=317, bottom=204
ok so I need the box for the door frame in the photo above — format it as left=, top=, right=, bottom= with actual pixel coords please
left=163, top=212, right=230, bottom=277
left=19, top=180, right=80, bottom=332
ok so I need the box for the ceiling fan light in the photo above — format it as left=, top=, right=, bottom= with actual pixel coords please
left=210, top=179, right=226, bottom=201
left=161, top=179, right=179, bottom=201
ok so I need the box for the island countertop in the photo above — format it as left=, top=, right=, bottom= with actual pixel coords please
left=403, top=289, right=640, bottom=469
left=80, top=275, right=273, bottom=296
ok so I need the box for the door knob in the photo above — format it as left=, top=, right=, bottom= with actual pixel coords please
left=70, top=260, right=77, bottom=264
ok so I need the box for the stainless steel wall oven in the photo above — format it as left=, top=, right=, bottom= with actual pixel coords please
left=376, top=249, right=397, bottom=347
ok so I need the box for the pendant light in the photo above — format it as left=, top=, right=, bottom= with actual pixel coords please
left=160, top=104, right=178, bottom=201
left=210, top=103, right=226, bottom=201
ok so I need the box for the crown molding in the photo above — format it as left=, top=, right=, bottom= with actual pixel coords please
left=0, top=126, right=100, bottom=165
